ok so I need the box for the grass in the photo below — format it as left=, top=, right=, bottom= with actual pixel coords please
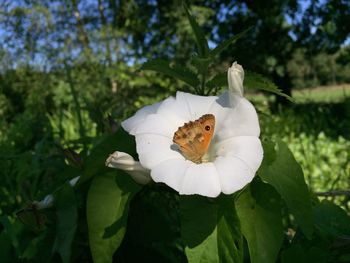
left=246, top=83, right=350, bottom=104
left=249, top=83, right=350, bottom=210
left=293, top=84, right=350, bottom=103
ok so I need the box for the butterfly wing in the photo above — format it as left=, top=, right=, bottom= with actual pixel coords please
left=173, top=114, right=215, bottom=164
left=16, top=203, right=46, bottom=232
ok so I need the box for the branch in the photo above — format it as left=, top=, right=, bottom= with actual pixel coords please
left=314, top=190, right=350, bottom=197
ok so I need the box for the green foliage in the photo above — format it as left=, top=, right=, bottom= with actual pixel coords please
left=236, top=180, right=283, bottom=263
left=141, top=4, right=289, bottom=99
left=141, top=59, right=200, bottom=88
left=288, top=47, right=350, bottom=89
left=79, top=129, right=136, bottom=185
left=0, top=1, right=349, bottom=263
left=114, top=185, right=186, bottom=263
left=52, top=184, right=78, bottom=263
left=281, top=200, right=350, bottom=263
left=209, top=27, right=252, bottom=59
left=259, top=140, right=313, bottom=238
left=183, top=3, right=209, bottom=57
left=245, top=72, right=293, bottom=101
left=180, top=195, right=242, bottom=263
left=87, top=172, right=139, bottom=263
left=258, top=100, right=350, bottom=209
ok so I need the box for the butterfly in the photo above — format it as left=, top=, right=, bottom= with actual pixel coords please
left=173, top=114, right=215, bottom=164
left=16, top=202, right=46, bottom=232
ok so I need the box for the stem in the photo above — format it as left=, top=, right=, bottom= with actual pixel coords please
left=200, top=72, right=206, bottom=95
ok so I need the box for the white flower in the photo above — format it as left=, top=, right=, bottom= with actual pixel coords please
left=119, top=62, right=263, bottom=197
left=106, top=151, right=151, bottom=185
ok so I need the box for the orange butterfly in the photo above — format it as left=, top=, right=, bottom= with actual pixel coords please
left=173, top=114, right=215, bottom=164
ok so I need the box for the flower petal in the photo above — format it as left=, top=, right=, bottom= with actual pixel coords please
left=214, top=136, right=263, bottom=172
left=133, top=113, right=175, bottom=138
left=156, top=97, right=189, bottom=131
left=157, top=97, right=190, bottom=122
left=105, top=151, right=151, bottom=185
left=210, top=92, right=260, bottom=139
left=180, top=162, right=221, bottom=197
left=136, top=134, right=184, bottom=169
left=122, top=101, right=162, bottom=134
left=151, top=159, right=191, bottom=191
left=176, top=91, right=217, bottom=120
left=214, top=156, right=255, bottom=194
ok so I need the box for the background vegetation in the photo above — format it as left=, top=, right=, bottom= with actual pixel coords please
left=0, top=0, right=349, bottom=262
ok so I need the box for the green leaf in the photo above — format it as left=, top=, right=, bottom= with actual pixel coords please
left=259, top=140, right=313, bottom=238
left=180, top=195, right=243, bottom=263
left=22, top=233, right=46, bottom=260
left=180, top=196, right=218, bottom=262
left=141, top=59, right=200, bottom=88
left=206, top=72, right=227, bottom=90
left=0, top=216, right=20, bottom=256
left=114, top=185, right=186, bottom=262
left=87, top=172, right=140, bottom=263
left=52, top=183, right=78, bottom=263
left=217, top=195, right=243, bottom=263
left=78, top=128, right=136, bottom=185
left=236, top=179, right=284, bottom=263
left=313, top=200, right=350, bottom=238
left=209, top=27, right=252, bottom=58
left=183, top=3, right=209, bottom=57
left=280, top=201, right=350, bottom=263
left=191, top=56, right=212, bottom=75
left=245, top=72, right=293, bottom=101
left=0, top=229, right=14, bottom=263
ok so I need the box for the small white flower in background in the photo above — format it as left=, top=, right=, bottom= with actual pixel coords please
left=32, top=176, right=81, bottom=210
left=108, top=62, right=263, bottom=197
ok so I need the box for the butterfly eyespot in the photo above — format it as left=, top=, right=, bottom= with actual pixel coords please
left=205, top=125, right=210, bottom=131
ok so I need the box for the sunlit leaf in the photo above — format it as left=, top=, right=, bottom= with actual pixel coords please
left=87, top=172, right=140, bottom=263
left=236, top=179, right=284, bottom=263
left=180, top=196, right=218, bottom=262
left=183, top=3, right=209, bottom=57
left=141, top=59, right=200, bottom=88
left=245, top=71, right=293, bottom=101
left=259, top=140, right=313, bottom=238
left=180, top=195, right=243, bottom=263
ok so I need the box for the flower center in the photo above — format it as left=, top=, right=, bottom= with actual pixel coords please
left=172, top=114, right=216, bottom=164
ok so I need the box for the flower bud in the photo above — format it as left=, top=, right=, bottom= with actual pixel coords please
left=228, top=61, right=244, bottom=98
left=106, top=151, right=151, bottom=185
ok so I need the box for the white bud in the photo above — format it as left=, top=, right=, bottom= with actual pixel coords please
left=106, top=151, right=151, bottom=185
